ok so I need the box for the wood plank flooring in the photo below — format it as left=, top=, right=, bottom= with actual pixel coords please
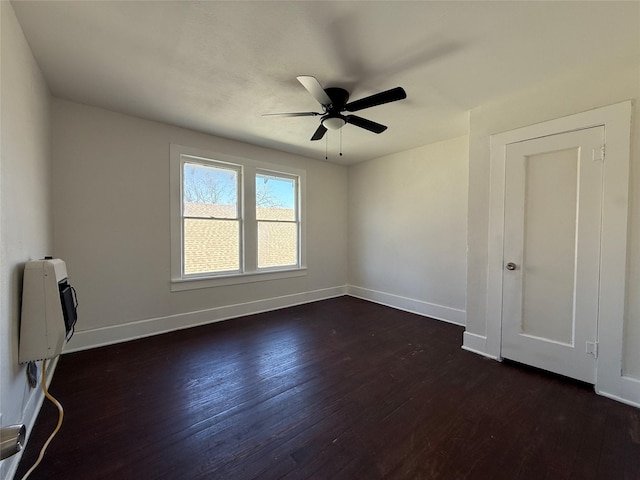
left=15, top=297, right=640, bottom=479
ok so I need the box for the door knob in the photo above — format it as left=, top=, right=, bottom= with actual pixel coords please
left=506, top=262, right=517, bottom=271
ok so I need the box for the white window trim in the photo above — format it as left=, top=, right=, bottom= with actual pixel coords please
left=170, top=144, right=307, bottom=291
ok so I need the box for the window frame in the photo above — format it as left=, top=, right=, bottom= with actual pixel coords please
left=170, top=144, right=307, bottom=291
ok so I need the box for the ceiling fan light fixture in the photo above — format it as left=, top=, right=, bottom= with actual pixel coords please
left=322, top=116, right=346, bottom=130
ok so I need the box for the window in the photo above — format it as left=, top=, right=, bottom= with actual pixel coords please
left=170, top=145, right=306, bottom=290
left=256, top=172, right=298, bottom=269
left=182, top=160, right=241, bottom=276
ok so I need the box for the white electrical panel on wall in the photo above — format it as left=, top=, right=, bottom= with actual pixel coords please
left=19, top=259, right=77, bottom=364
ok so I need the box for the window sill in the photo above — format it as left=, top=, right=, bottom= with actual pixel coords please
left=171, top=267, right=307, bottom=291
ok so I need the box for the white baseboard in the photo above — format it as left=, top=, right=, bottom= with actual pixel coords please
left=3, top=356, right=59, bottom=480
left=597, top=375, right=640, bottom=409
left=64, top=285, right=348, bottom=353
left=461, top=331, right=500, bottom=360
left=347, top=285, right=466, bottom=326
left=66, top=284, right=467, bottom=354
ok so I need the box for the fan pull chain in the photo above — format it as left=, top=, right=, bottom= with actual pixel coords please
left=339, top=129, right=343, bottom=157
left=325, top=133, right=328, bottom=160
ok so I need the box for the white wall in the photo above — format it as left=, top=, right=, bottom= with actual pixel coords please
left=347, top=136, right=468, bottom=324
left=465, top=61, right=640, bottom=380
left=0, top=2, right=53, bottom=478
left=52, top=100, right=348, bottom=350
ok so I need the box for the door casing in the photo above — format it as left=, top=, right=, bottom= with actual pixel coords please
left=484, top=101, right=632, bottom=401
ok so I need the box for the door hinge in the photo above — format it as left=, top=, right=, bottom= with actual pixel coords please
left=592, top=145, right=605, bottom=162
left=586, top=341, right=599, bottom=359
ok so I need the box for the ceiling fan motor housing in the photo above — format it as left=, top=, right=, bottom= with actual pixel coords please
left=321, top=87, right=350, bottom=129
left=323, top=87, right=350, bottom=112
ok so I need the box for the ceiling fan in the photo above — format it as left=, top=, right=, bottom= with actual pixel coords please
left=263, top=76, right=407, bottom=141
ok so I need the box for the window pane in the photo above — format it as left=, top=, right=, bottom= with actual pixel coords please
left=184, top=218, right=239, bottom=274
left=183, top=162, right=237, bottom=219
left=258, top=221, right=298, bottom=268
left=256, top=174, right=296, bottom=221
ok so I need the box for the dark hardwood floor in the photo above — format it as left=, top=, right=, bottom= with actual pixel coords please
left=15, top=297, right=640, bottom=479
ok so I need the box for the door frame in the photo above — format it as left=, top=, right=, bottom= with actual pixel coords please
left=485, top=101, right=633, bottom=403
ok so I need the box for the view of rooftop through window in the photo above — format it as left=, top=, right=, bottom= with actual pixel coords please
left=256, top=173, right=298, bottom=268
left=183, top=162, right=239, bottom=275
left=182, top=162, right=299, bottom=276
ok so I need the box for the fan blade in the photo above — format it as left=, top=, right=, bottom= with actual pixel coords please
left=297, top=76, right=333, bottom=106
left=344, top=87, right=407, bottom=112
left=262, top=112, right=321, bottom=117
left=345, top=115, right=387, bottom=134
left=310, top=124, right=328, bottom=141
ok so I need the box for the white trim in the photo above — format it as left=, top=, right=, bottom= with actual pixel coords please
left=63, top=286, right=347, bottom=352
left=485, top=132, right=509, bottom=359
left=170, top=144, right=307, bottom=290
left=65, top=285, right=468, bottom=355
left=5, top=356, right=60, bottom=480
left=347, top=285, right=466, bottom=326
left=483, top=101, right=633, bottom=404
left=170, top=267, right=307, bottom=291
left=461, top=331, right=501, bottom=360
left=597, top=376, right=640, bottom=409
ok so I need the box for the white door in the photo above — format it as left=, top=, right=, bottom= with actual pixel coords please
left=501, top=126, right=604, bottom=384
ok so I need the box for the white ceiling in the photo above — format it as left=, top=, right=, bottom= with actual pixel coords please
left=11, top=1, right=640, bottom=165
